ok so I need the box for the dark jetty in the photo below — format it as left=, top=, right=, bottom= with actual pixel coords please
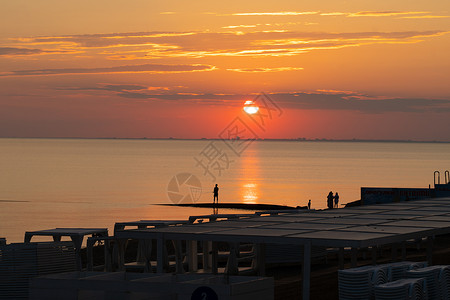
left=159, top=203, right=306, bottom=210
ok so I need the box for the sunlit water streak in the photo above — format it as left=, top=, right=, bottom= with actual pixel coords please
left=1, top=138, right=449, bottom=242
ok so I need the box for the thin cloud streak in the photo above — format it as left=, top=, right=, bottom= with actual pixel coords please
left=222, top=25, right=258, bottom=29
left=227, top=67, right=303, bottom=72
left=58, top=85, right=450, bottom=114
left=0, top=47, right=43, bottom=56
left=7, top=30, right=447, bottom=60
left=0, top=47, right=76, bottom=56
left=232, top=12, right=318, bottom=16
left=272, top=92, right=450, bottom=113
left=319, top=11, right=449, bottom=19
left=126, top=92, right=450, bottom=113
left=218, top=10, right=441, bottom=18
left=347, top=11, right=429, bottom=17
left=400, top=15, right=450, bottom=19
left=0, top=63, right=216, bottom=77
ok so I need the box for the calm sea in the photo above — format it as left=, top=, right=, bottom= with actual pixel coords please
left=1, top=138, right=449, bottom=242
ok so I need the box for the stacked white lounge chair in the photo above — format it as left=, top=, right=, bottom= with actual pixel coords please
left=339, top=261, right=430, bottom=300
left=440, top=266, right=450, bottom=299
left=406, top=265, right=450, bottom=300
left=0, top=242, right=77, bottom=299
left=374, top=278, right=427, bottom=300
left=338, top=265, right=389, bottom=300
left=387, top=261, right=428, bottom=281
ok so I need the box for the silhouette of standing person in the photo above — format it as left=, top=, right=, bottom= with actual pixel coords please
left=308, top=199, right=311, bottom=210
left=327, top=191, right=334, bottom=209
left=213, top=184, right=219, bottom=204
left=334, top=192, right=340, bottom=208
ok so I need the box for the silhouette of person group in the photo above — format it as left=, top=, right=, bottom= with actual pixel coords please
left=327, top=191, right=339, bottom=209
left=210, top=184, right=340, bottom=211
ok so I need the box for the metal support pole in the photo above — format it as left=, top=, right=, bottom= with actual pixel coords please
left=371, top=246, right=377, bottom=265
left=86, top=238, right=94, bottom=271
left=391, top=243, right=398, bottom=262
left=256, top=243, right=266, bottom=276
left=426, top=236, right=433, bottom=266
left=188, top=240, right=198, bottom=272
left=211, top=242, right=218, bottom=274
left=104, top=239, right=112, bottom=272
left=141, top=239, right=152, bottom=273
left=157, top=237, right=164, bottom=273
left=339, top=247, right=344, bottom=270
left=117, top=239, right=126, bottom=272
left=173, top=240, right=184, bottom=274
left=71, top=235, right=83, bottom=271
left=225, top=242, right=239, bottom=275
left=351, top=247, right=357, bottom=268
left=202, top=241, right=212, bottom=272
left=401, top=241, right=406, bottom=261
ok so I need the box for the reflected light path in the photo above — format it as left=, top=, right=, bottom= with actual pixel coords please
left=242, top=183, right=258, bottom=203
left=239, top=146, right=260, bottom=204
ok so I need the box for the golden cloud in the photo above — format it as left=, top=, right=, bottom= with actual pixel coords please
left=227, top=67, right=304, bottom=72
left=232, top=11, right=318, bottom=16
left=347, top=11, right=429, bottom=17
left=319, top=11, right=446, bottom=18
left=400, top=15, right=450, bottom=19
left=222, top=25, right=258, bottom=29
left=2, top=30, right=448, bottom=62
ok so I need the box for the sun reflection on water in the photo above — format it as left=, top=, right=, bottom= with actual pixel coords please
left=239, top=144, right=260, bottom=204
left=242, top=183, right=258, bottom=203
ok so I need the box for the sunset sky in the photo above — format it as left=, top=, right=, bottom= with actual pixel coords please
left=1, top=0, right=449, bottom=141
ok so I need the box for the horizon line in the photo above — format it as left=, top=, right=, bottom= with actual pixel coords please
left=1, top=136, right=449, bottom=144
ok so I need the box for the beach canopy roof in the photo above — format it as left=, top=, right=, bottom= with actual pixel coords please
left=116, top=197, right=450, bottom=248
left=115, top=197, right=450, bottom=300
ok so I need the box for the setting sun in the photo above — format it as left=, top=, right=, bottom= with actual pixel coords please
left=243, top=100, right=259, bottom=114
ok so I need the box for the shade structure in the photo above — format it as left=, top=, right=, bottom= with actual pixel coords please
left=113, top=197, right=450, bottom=300
left=374, top=278, right=427, bottom=300
left=338, top=265, right=388, bottom=300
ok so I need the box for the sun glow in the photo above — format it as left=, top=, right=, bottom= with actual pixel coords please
left=243, top=100, right=259, bottom=114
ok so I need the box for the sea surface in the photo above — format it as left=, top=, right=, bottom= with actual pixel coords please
left=1, top=138, right=450, bottom=243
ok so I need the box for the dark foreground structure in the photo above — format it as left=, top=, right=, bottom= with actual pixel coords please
left=114, top=197, right=450, bottom=299
left=4, top=197, right=450, bottom=299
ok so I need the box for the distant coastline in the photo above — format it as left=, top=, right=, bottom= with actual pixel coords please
left=1, top=136, right=449, bottom=144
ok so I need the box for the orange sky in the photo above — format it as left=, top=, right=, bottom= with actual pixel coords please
left=0, top=0, right=449, bottom=140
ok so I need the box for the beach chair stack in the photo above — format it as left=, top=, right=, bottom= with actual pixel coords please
left=405, top=266, right=446, bottom=300
left=439, top=266, right=450, bottom=299
left=338, top=262, right=432, bottom=300
left=405, top=265, right=450, bottom=300
left=387, top=261, right=428, bottom=281
left=374, top=278, right=427, bottom=300
left=338, top=265, right=388, bottom=300
left=0, top=241, right=77, bottom=299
